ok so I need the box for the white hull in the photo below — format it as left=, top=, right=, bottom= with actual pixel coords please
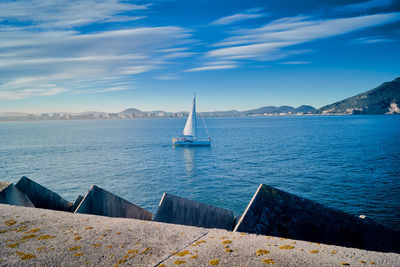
left=172, top=139, right=211, bottom=146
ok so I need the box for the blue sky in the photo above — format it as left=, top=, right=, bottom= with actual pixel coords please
left=0, top=0, right=399, bottom=113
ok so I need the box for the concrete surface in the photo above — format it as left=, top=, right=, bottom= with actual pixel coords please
left=1, top=204, right=399, bottom=266
left=0, top=182, right=34, bottom=208
left=15, top=177, right=72, bottom=212
left=154, top=193, right=234, bottom=230
left=75, top=185, right=153, bottom=221
left=234, top=184, right=400, bottom=253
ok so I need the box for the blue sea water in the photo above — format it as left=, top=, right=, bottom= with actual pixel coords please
left=1, top=116, right=399, bottom=230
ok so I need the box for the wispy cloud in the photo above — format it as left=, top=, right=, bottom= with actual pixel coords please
left=0, top=1, right=194, bottom=101
left=0, top=0, right=149, bottom=29
left=353, top=36, right=395, bottom=44
left=206, top=13, right=400, bottom=63
left=0, top=26, right=192, bottom=100
left=184, top=63, right=237, bottom=72
left=211, top=8, right=267, bottom=25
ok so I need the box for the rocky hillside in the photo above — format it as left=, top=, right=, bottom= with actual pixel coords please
left=315, top=77, right=400, bottom=115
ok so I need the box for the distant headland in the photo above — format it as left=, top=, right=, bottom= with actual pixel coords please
left=1, top=77, right=399, bottom=121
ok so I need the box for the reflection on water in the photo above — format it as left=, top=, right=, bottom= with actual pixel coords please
left=183, top=148, right=195, bottom=174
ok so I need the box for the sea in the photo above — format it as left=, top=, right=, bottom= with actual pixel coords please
left=1, top=116, right=399, bottom=230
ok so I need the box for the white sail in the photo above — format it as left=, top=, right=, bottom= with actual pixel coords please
left=183, top=94, right=197, bottom=137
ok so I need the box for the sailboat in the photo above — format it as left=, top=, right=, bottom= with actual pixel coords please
left=172, top=93, right=211, bottom=146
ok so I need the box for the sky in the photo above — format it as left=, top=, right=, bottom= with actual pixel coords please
left=0, top=0, right=399, bottom=113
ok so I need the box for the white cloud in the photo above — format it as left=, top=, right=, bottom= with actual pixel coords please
left=353, top=36, right=395, bottom=44
left=185, top=64, right=237, bottom=72
left=206, top=13, right=400, bottom=62
left=0, top=26, right=193, bottom=100
left=211, top=8, right=267, bottom=26
left=212, top=13, right=267, bottom=26
left=0, top=0, right=149, bottom=29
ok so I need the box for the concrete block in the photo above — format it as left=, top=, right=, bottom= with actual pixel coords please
left=70, top=195, right=84, bottom=212
left=234, top=184, right=400, bottom=253
left=153, top=193, right=234, bottom=230
left=15, top=176, right=72, bottom=212
left=0, top=181, right=34, bottom=207
left=75, top=185, right=153, bottom=220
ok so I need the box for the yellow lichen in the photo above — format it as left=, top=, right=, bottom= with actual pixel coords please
left=278, top=245, right=294, bottom=250
left=74, top=236, right=82, bottom=241
left=92, top=243, right=101, bottom=248
left=176, top=250, right=191, bottom=257
left=38, top=234, right=55, bottom=240
left=4, top=219, right=17, bottom=226
left=309, top=250, right=319, bottom=254
left=6, top=242, right=20, bottom=248
left=69, top=246, right=82, bottom=251
left=262, top=258, right=275, bottom=264
left=240, top=233, right=247, bottom=235
left=85, top=227, right=93, bottom=230
left=359, top=260, right=366, bottom=263
left=174, top=260, right=187, bottom=265
left=117, top=259, right=127, bottom=264
left=24, top=228, right=40, bottom=234
left=370, top=262, right=375, bottom=265
left=331, top=250, right=336, bottom=254
left=141, top=247, right=151, bottom=254
left=15, top=226, right=28, bottom=232
left=209, top=259, right=220, bottom=265
left=106, top=245, right=112, bottom=249
left=116, top=232, right=121, bottom=235
left=127, top=249, right=138, bottom=254
left=75, top=253, right=84, bottom=257
left=256, top=249, right=270, bottom=256
left=190, top=240, right=206, bottom=246
left=16, top=251, right=36, bottom=260
left=340, top=263, right=350, bottom=266
left=222, top=240, right=232, bottom=244
left=23, top=234, right=37, bottom=239
left=37, top=246, right=45, bottom=251
left=225, top=249, right=233, bottom=253
left=157, top=264, right=166, bottom=267
left=190, top=254, right=199, bottom=259
left=0, top=229, right=9, bottom=234
left=219, top=236, right=228, bottom=239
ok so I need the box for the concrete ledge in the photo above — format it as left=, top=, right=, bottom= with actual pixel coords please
left=75, top=185, right=153, bottom=220
left=154, top=193, right=234, bottom=230
left=1, top=204, right=399, bottom=266
left=15, top=176, right=72, bottom=212
left=234, top=184, right=400, bottom=253
left=0, top=181, right=34, bottom=207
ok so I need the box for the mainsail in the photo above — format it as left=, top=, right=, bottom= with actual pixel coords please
left=183, top=94, right=197, bottom=138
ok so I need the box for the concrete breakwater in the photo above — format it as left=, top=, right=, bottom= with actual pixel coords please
left=1, top=176, right=400, bottom=256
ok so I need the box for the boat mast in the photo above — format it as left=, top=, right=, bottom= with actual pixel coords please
left=193, top=93, right=197, bottom=140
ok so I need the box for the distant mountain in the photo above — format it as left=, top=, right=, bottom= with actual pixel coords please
left=119, top=108, right=142, bottom=117
left=315, top=77, right=400, bottom=115
left=243, top=105, right=316, bottom=115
